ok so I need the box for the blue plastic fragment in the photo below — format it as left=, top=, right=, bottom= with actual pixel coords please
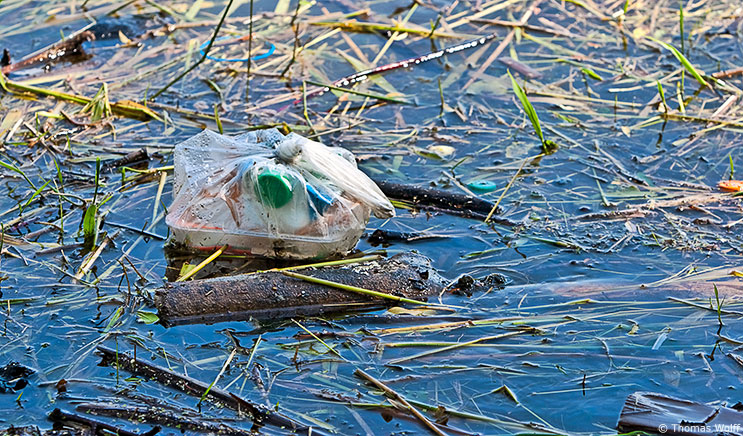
left=199, top=36, right=276, bottom=62
left=466, top=180, right=498, bottom=193
left=306, top=183, right=334, bottom=216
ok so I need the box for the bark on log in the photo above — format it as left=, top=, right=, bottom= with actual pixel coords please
left=617, top=391, right=743, bottom=435
left=155, top=252, right=448, bottom=326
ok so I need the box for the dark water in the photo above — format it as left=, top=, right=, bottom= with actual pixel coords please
left=1, top=0, right=743, bottom=434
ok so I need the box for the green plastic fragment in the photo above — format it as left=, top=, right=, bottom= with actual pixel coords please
left=256, top=170, right=294, bottom=208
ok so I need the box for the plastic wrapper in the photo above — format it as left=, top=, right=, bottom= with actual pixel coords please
left=166, top=129, right=395, bottom=259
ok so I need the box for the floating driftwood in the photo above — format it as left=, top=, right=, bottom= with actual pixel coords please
left=0, top=409, right=155, bottom=436
left=617, top=391, right=743, bottom=436
left=155, top=252, right=448, bottom=326
left=2, top=16, right=160, bottom=75
left=0, top=427, right=47, bottom=436
left=49, top=408, right=159, bottom=436
left=96, top=345, right=328, bottom=436
left=1, top=32, right=94, bottom=75
left=371, top=178, right=494, bottom=217
left=102, top=148, right=149, bottom=171
left=76, top=402, right=254, bottom=436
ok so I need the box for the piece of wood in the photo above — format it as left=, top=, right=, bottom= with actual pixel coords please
left=355, top=369, right=450, bottom=436
left=617, top=391, right=743, bottom=435
left=49, top=408, right=159, bottom=436
left=0, top=427, right=43, bottom=436
left=76, top=403, right=254, bottom=436
left=370, top=178, right=517, bottom=225
left=372, top=178, right=494, bottom=216
left=102, top=148, right=148, bottom=170
left=155, top=252, right=448, bottom=326
left=1, top=32, right=94, bottom=75
left=95, top=345, right=328, bottom=436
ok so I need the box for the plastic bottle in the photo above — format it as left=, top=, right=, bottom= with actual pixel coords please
left=245, top=162, right=311, bottom=234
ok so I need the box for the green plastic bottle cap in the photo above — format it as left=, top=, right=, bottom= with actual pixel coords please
left=256, top=170, right=294, bottom=208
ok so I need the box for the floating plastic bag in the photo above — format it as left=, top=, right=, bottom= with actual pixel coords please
left=166, top=129, right=395, bottom=259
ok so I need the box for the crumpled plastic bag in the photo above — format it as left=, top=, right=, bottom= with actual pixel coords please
left=166, top=129, right=394, bottom=259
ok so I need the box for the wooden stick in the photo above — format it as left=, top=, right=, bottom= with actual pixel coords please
left=76, top=402, right=253, bottom=436
left=176, top=244, right=227, bottom=282
left=712, top=66, right=743, bottom=79
left=151, top=0, right=235, bottom=99
left=49, top=408, right=160, bottom=436
left=300, top=31, right=500, bottom=103
left=76, top=231, right=119, bottom=280
left=96, top=345, right=328, bottom=436
left=370, top=178, right=520, bottom=226
left=485, top=155, right=535, bottom=222
left=355, top=369, right=450, bottom=436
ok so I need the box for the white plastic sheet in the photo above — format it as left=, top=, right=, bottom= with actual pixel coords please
left=166, top=129, right=394, bottom=259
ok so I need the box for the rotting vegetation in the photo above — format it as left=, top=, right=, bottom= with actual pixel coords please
left=1, top=0, right=743, bottom=434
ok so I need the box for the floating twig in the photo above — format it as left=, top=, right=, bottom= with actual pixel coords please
left=299, top=32, right=500, bottom=103
left=95, top=345, right=326, bottom=435
left=151, top=0, right=235, bottom=99
left=355, top=369, right=450, bottom=436
left=49, top=408, right=160, bottom=436
left=485, top=155, right=534, bottom=223
left=176, top=244, right=227, bottom=282
left=76, top=403, right=254, bottom=436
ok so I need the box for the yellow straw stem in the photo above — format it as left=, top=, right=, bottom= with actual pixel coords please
left=282, top=270, right=457, bottom=309
left=176, top=245, right=227, bottom=282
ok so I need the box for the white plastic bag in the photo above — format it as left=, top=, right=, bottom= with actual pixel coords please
left=166, top=129, right=394, bottom=259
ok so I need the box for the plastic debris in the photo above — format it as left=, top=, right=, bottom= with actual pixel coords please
left=166, top=129, right=395, bottom=259
left=466, top=180, right=498, bottom=193
left=199, top=37, right=276, bottom=62
left=618, top=391, right=743, bottom=436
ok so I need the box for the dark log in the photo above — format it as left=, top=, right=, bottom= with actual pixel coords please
left=370, top=178, right=497, bottom=219
left=617, top=391, right=743, bottom=435
left=0, top=427, right=42, bottom=436
left=0, top=425, right=88, bottom=436
left=369, top=178, right=518, bottom=225
left=49, top=408, right=159, bottom=436
left=2, top=16, right=157, bottom=75
left=155, top=252, right=447, bottom=326
left=95, top=345, right=329, bottom=436
left=76, top=403, right=253, bottom=436
left=366, top=229, right=450, bottom=245
left=1, top=32, right=94, bottom=74
left=0, top=427, right=91, bottom=436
